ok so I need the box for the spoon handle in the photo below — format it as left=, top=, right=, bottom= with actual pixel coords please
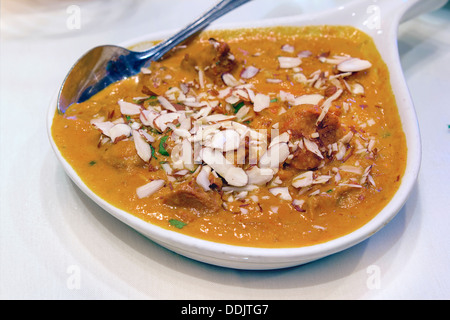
left=139, top=0, right=252, bottom=61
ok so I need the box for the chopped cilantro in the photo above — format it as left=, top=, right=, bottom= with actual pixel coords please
left=88, top=160, right=96, bottom=166
left=159, top=136, right=170, bottom=156
left=232, top=101, right=245, bottom=114
left=150, top=145, right=157, bottom=160
left=270, top=98, right=278, bottom=103
left=169, top=219, right=187, bottom=229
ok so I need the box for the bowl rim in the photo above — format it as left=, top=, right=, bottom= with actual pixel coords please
left=47, top=12, right=422, bottom=269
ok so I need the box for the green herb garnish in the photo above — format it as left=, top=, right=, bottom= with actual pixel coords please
left=382, top=131, right=391, bottom=138
left=232, top=101, right=245, bottom=114
left=149, top=145, right=157, bottom=160
left=88, top=160, right=96, bottom=166
left=159, top=136, right=170, bottom=156
left=169, top=219, right=187, bottom=229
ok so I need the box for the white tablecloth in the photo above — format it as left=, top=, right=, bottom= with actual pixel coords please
left=1, top=0, right=449, bottom=299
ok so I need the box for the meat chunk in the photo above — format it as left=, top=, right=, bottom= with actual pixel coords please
left=279, top=105, right=341, bottom=170
left=289, top=147, right=322, bottom=170
left=163, top=180, right=223, bottom=213
left=204, top=38, right=237, bottom=82
left=180, top=38, right=237, bottom=85
left=305, top=186, right=365, bottom=217
left=101, top=140, right=145, bottom=170
left=316, top=108, right=341, bottom=146
left=335, top=185, right=365, bottom=209
left=279, top=105, right=319, bottom=139
left=279, top=105, right=341, bottom=145
left=304, top=193, right=336, bottom=217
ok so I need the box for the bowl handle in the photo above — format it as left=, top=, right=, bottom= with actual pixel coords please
left=350, top=0, right=448, bottom=39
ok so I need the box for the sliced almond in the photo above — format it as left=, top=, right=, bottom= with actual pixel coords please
left=297, top=50, right=312, bottom=58
left=235, top=105, right=251, bottom=121
left=252, top=93, right=270, bottom=112
left=153, top=113, right=180, bottom=132
left=293, top=73, right=308, bottom=84
left=200, top=147, right=248, bottom=187
left=132, top=129, right=151, bottom=162
left=269, top=187, right=292, bottom=201
left=292, top=171, right=313, bottom=188
left=278, top=56, right=302, bottom=68
left=181, top=138, right=195, bottom=170
left=317, top=88, right=343, bottom=124
left=210, top=129, right=241, bottom=152
left=165, top=86, right=186, bottom=102
left=319, top=55, right=350, bottom=65
left=93, top=121, right=114, bottom=136
left=222, top=73, right=239, bottom=87
left=246, top=166, right=274, bottom=186
left=161, top=162, right=173, bottom=175
left=339, top=165, right=363, bottom=174
left=313, top=175, right=332, bottom=184
left=279, top=90, right=295, bottom=104
left=293, top=94, right=324, bottom=106
left=136, top=179, right=165, bottom=199
left=259, top=142, right=290, bottom=168
left=201, top=114, right=236, bottom=123
left=157, top=96, right=177, bottom=112
left=140, top=109, right=159, bottom=127
left=281, top=44, right=295, bottom=53
left=240, top=66, right=260, bottom=79
left=269, top=132, right=290, bottom=148
left=196, top=165, right=212, bottom=191
left=224, top=166, right=248, bottom=188
left=337, top=58, right=372, bottom=72
left=138, top=129, right=155, bottom=143
left=172, top=128, right=191, bottom=139
left=303, top=138, right=324, bottom=159
left=118, top=100, right=141, bottom=115
left=350, top=82, right=365, bottom=95
left=340, top=132, right=354, bottom=144
left=109, top=123, right=131, bottom=142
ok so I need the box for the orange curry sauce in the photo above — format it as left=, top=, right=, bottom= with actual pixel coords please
left=52, top=26, right=407, bottom=248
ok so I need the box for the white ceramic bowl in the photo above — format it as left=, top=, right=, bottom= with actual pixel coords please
left=47, top=0, right=446, bottom=269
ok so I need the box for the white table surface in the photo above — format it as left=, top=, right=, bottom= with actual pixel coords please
left=1, top=0, right=449, bottom=300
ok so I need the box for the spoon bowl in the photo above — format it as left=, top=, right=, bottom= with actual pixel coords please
left=57, top=0, right=251, bottom=114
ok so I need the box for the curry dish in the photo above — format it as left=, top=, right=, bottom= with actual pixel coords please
left=52, top=26, right=407, bottom=248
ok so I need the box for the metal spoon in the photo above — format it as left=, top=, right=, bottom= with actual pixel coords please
left=57, top=0, right=251, bottom=114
